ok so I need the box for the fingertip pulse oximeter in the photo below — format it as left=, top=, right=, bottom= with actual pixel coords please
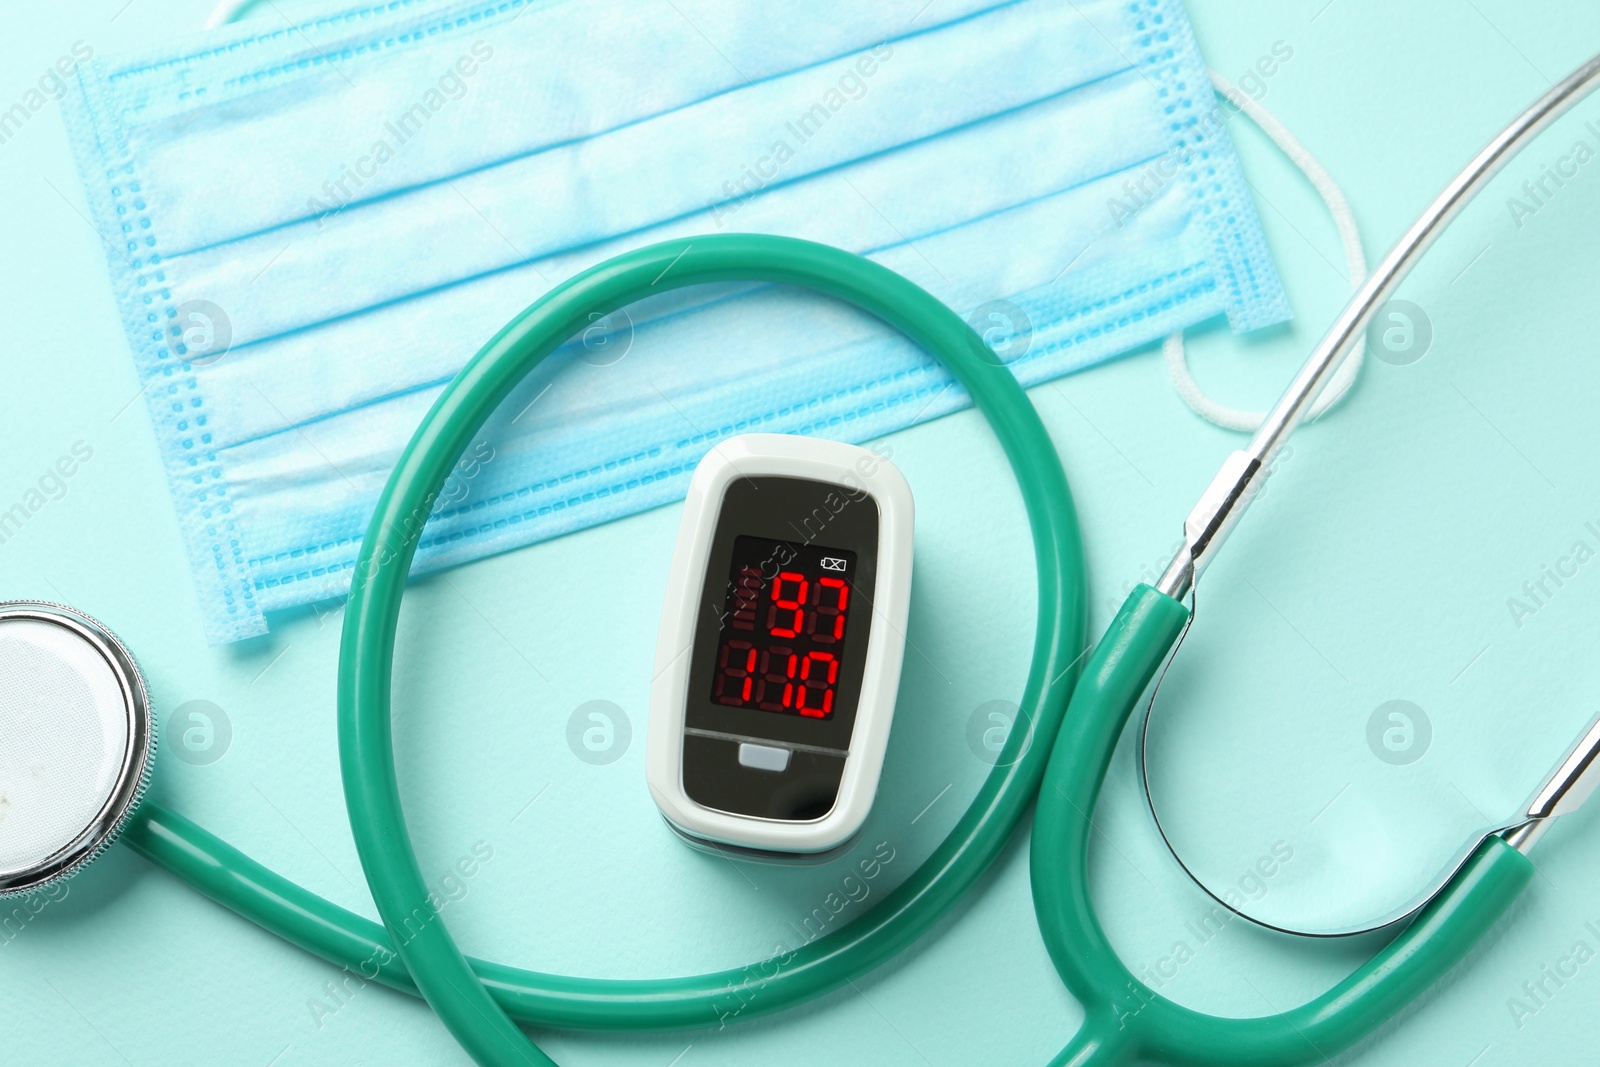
left=647, top=434, right=912, bottom=860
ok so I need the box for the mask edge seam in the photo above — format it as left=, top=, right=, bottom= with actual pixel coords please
left=59, top=56, right=267, bottom=644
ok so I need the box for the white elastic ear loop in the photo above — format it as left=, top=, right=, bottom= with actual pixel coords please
left=1166, top=71, right=1369, bottom=432
left=204, top=0, right=263, bottom=29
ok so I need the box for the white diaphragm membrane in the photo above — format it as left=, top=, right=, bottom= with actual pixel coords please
left=0, top=604, right=153, bottom=895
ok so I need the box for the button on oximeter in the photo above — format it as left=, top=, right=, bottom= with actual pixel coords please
left=737, top=742, right=792, bottom=773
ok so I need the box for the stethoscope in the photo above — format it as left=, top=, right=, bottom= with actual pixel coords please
left=1041, top=48, right=1600, bottom=1065
left=5, top=48, right=1600, bottom=1067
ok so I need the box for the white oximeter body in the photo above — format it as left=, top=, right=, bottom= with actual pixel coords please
left=647, top=434, right=913, bottom=858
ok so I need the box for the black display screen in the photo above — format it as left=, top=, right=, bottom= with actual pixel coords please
left=709, top=535, right=858, bottom=720
left=682, top=474, right=880, bottom=822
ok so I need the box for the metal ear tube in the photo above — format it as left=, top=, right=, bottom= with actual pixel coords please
left=1160, top=51, right=1600, bottom=602
left=1502, top=714, right=1600, bottom=853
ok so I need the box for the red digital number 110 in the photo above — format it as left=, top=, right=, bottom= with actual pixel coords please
left=714, top=644, right=839, bottom=718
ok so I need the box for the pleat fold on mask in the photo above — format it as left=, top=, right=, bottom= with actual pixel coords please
left=62, top=0, right=1288, bottom=642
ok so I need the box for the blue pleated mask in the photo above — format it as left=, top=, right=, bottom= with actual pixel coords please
left=63, top=0, right=1288, bottom=643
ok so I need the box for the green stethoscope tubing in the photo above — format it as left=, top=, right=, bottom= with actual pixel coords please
left=112, top=234, right=1536, bottom=1066
left=122, top=234, right=1089, bottom=1057
left=1034, top=590, right=1534, bottom=1066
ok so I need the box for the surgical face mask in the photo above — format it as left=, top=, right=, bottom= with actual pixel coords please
left=62, top=0, right=1287, bottom=643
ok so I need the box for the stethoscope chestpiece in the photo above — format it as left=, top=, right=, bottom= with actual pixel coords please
left=0, top=601, right=154, bottom=897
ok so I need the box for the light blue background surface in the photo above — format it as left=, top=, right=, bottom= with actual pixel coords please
left=5, top=1, right=1600, bottom=1064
